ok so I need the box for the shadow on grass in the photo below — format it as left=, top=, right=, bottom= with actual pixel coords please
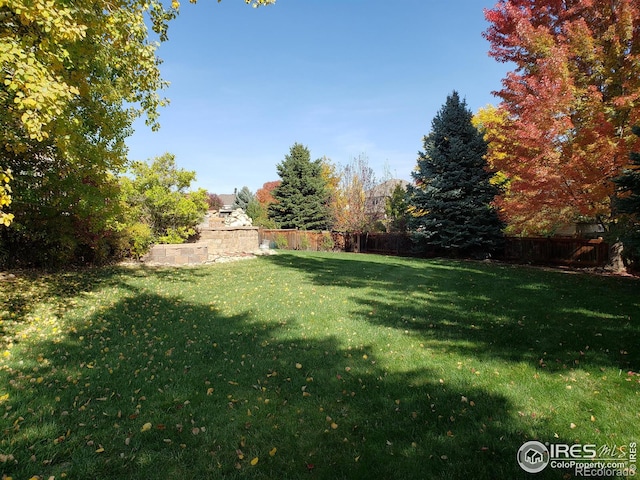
left=1, top=283, right=572, bottom=480
left=0, top=265, right=211, bottom=341
left=264, top=252, right=639, bottom=373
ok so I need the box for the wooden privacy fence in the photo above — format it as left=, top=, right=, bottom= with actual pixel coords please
left=502, top=237, right=609, bottom=267
left=357, top=232, right=414, bottom=255
left=258, top=229, right=339, bottom=251
left=258, top=229, right=610, bottom=267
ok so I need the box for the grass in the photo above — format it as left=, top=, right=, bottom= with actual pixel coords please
left=0, top=251, right=638, bottom=479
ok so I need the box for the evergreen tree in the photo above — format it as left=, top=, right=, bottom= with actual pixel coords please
left=613, top=126, right=640, bottom=265
left=269, top=143, right=329, bottom=230
left=233, top=186, right=255, bottom=211
left=407, top=92, right=504, bottom=257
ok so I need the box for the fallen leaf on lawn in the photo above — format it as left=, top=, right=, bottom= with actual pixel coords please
left=141, top=422, right=152, bottom=432
left=250, top=457, right=259, bottom=465
left=330, top=422, right=338, bottom=429
left=295, top=363, right=302, bottom=369
left=570, top=423, right=577, bottom=429
left=192, top=427, right=200, bottom=435
left=269, top=447, right=277, bottom=456
left=207, top=388, right=214, bottom=395
left=95, top=445, right=105, bottom=453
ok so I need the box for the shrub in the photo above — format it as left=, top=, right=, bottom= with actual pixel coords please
left=299, top=234, right=311, bottom=250
left=124, top=222, right=154, bottom=259
left=158, top=226, right=196, bottom=244
left=321, top=232, right=335, bottom=251
left=274, top=233, right=288, bottom=249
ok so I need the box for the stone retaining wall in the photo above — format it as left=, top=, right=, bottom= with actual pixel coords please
left=143, top=243, right=209, bottom=265
left=199, top=226, right=258, bottom=255
left=142, top=227, right=259, bottom=265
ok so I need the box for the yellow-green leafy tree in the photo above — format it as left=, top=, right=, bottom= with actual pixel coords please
left=0, top=0, right=274, bottom=266
left=0, top=168, right=13, bottom=227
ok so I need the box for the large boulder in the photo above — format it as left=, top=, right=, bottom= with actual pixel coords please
left=224, top=208, right=253, bottom=227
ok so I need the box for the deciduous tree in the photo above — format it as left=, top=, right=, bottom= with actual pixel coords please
left=483, top=0, right=640, bottom=234
left=0, top=0, right=274, bottom=266
left=331, top=154, right=379, bottom=232
left=407, top=92, right=504, bottom=257
left=0, top=169, right=13, bottom=227
left=207, top=193, right=224, bottom=210
left=385, top=183, right=409, bottom=232
left=251, top=181, right=280, bottom=227
left=120, top=153, right=208, bottom=245
left=256, top=181, right=280, bottom=206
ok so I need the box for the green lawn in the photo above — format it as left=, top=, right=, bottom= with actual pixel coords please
left=1, top=251, right=638, bottom=479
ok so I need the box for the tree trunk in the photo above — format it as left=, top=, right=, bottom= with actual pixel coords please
left=605, top=241, right=626, bottom=273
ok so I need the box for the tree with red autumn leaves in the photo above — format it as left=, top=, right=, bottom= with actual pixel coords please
left=256, top=181, right=280, bottom=206
left=482, top=0, right=640, bottom=235
left=247, top=181, right=280, bottom=227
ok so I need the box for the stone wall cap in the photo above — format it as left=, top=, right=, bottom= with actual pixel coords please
left=199, top=226, right=259, bottom=231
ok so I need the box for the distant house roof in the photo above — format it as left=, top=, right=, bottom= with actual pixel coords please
left=366, top=179, right=410, bottom=215
left=218, top=194, right=236, bottom=210
left=367, top=179, right=410, bottom=199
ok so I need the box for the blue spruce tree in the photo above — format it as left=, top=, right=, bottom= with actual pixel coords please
left=407, top=92, right=504, bottom=257
left=613, top=125, right=640, bottom=267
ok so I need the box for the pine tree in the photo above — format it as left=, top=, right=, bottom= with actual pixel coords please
left=613, top=126, right=640, bottom=265
left=233, top=186, right=255, bottom=211
left=269, top=143, right=329, bottom=230
left=407, top=92, right=504, bottom=257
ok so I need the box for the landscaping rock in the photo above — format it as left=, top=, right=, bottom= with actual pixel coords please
left=224, top=209, right=253, bottom=227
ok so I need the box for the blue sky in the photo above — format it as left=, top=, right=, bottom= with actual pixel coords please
left=126, top=0, right=512, bottom=195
